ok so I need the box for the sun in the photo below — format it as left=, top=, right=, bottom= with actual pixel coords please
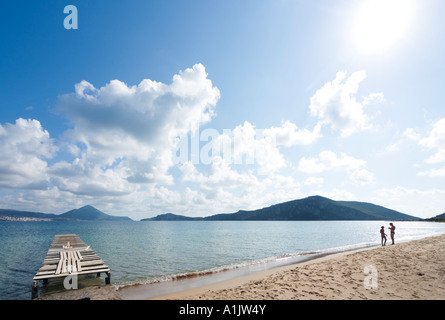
left=351, top=0, right=416, bottom=55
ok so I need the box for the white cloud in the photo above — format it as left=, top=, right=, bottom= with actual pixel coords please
left=205, top=120, right=321, bottom=175
left=65, top=64, right=219, bottom=140
left=419, top=118, right=445, bottom=164
left=52, top=64, right=220, bottom=196
left=180, top=156, right=260, bottom=189
left=309, top=70, right=383, bottom=137
left=314, top=189, right=359, bottom=202
left=404, top=118, right=445, bottom=178
left=303, top=177, right=324, bottom=187
left=372, top=187, right=445, bottom=218
left=383, top=127, right=421, bottom=153
left=417, top=167, right=445, bottom=177
left=48, top=158, right=138, bottom=196
left=349, top=168, right=376, bottom=185
left=0, top=118, right=56, bottom=189
left=207, top=121, right=286, bottom=174
left=231, top=121, right=288, bottom=173
left=298, top=150, right=375, bottom=185
left=0, top=187, right=83, bottom=214
left=362, top=92, right=385, bottom=106
left=262, top=121, right=322, bottom=147
left=402, top=127, right=421, bottom=142
left=298, top=150, right=365, bottom=173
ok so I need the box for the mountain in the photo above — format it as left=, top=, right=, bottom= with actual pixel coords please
left=203, top=196, right=420, bottom=221
left=59, top=205, right=132, bottom=221
left=143, top=196, right=420, bottom=221
left=141, top=213, right=201, bottom=221
left=0, top=205, right=132, bottom=221
left=425, top=212, right=445, bottom=222
left=0, top=209, right=63, bottom=221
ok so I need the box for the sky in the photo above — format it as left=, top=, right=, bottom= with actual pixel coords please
left=0, top=0, right=444, bottom=220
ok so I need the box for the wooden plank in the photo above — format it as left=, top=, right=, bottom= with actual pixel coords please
left=33, top=268, right=111, bottom=280
left=36, top=270, right=59, bottom=277
left=70, top=251, right=74, bottom=273
left=67, top=251, right=72, bottom=273
left=76, top=258, right=82, bottom=272
left=55, top=256, right=63, bottom=275
left=71, top=252, right=77, bottom=273
left=80, top=260, right=105, bottom=267
left=62, top=258, right=67, bottom=274
left=76, top=266, right=110, bottom=273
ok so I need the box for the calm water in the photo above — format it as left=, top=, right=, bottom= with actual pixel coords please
left=1, top=220, right=444, bottom=300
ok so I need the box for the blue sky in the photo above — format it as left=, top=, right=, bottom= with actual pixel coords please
left=1, top=0, right=444, bottom=219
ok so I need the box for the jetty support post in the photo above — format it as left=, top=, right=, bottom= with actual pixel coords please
left=32, top=280, right=38, bottom=299
left=106, top=271, right=111, bottom=285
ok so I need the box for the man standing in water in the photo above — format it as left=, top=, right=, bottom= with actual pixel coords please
left=380, top=226, right=387, bottom=246
left=389, top=223, right=396, bottom=245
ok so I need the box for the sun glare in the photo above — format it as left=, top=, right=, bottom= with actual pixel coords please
left=352, top=0, right=415, bottom=55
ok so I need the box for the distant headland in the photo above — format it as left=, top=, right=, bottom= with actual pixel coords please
left=142, top=195, right=423, bottom=221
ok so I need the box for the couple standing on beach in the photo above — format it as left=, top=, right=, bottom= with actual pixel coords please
left=380, top=223, right=395, bottom=246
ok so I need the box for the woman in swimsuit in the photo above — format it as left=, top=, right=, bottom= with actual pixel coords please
left=389, top=223, right=395, bottom=245
left=380, top=226, right=387, bottom=246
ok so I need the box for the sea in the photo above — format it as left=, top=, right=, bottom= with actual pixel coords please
left=1, top=220, right=445, bottom=300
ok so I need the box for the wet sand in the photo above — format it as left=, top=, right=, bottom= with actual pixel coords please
left=37, top=233, right=445, bottom=300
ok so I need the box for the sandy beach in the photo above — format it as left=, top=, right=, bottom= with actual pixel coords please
left=37, top=233, right=445, bottom=300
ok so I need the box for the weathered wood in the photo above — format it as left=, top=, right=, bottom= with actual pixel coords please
left=33, top=268, right=112, bottom=281
left=32, top=280, right=38, bottom=299
left=32, top=234, right=110, bottom=299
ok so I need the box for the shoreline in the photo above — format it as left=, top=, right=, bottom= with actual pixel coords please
left=147, top=249, right=375, bottom=300
left=156, top=233, right=445, bottom=300
left=36, top=232, right=445, bottom=300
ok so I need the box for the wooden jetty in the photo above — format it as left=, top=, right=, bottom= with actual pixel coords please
left=32, top=234, right=110, bottom=299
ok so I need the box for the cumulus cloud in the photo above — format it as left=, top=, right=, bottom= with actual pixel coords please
left=298, top=150, right=365, bottom=173
left=417, top=167, right=445, bottom=177
left=262, top=121, right=322, bottom=147
left=230, top=121, right=288, bottom=173
left=402, top=128, right=421, bottom=142
left=49, top=158, right=138, bottom=196
left=63, top=64, right=219, bottom=141
left=53, top=63, right=220, bottom=195
left=419, top=118, right=445, bottom=164
left=181, top=156, right=260, bottom=188
left=201, top=120, right=321, bottom=175
left=0, top=118, right=56, bottom=189
left=372, top=187, right=445, bottom=218
left=298, top=150, right=375, bottom=185
left=303, top=177, right=324, bottom=187
left=309, top=70, right=383, bottom=137
left=406, top=118, right=445, bottom=177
